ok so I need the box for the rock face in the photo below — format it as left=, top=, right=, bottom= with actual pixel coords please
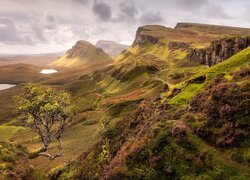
left=132, top=27, right=159, bottom=46
left=96, top=40, right=129, bottom=57
left=50, top=40, right=113, bottom=67
left=187, top=37, right=250, bottom=66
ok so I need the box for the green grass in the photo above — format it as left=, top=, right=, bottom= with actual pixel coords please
left=169, top=83, right=204, bottom=106
left=204, top=47, right=250, bottom=80
left=169, top=47, right=250, bottom=106
left=0, top=125, right=25, bottom=141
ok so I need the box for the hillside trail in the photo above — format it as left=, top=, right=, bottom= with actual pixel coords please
left=154, top=68, right=172, bottom=86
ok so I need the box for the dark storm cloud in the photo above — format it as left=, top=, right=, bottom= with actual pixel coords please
left=140, top=12, right=163, bottom=24
left=92, top=1, right=112, bottom=21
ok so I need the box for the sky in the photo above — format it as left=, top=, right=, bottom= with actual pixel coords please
left=0, top=0, right=249, bottom=54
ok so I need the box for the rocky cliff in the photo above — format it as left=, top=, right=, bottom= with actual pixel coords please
left=132, top=27, right=160, bottom=46
left=187, top=37, right=250, bottom=66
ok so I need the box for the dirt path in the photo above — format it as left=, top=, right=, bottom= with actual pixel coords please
left=154, top=68, right=172, bottom=86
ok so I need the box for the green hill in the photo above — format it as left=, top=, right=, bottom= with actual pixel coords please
left=0, top=23, right=249, bottom=179
left=50, top=40, right=113, bottom=67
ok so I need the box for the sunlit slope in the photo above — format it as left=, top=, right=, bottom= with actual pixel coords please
left=169, top=47, right=250, bottom=106
left=50, top=40, right=113, bottom=67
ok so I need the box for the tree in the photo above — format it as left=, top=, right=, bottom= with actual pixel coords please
left=14, top=83, right=76, bottom=160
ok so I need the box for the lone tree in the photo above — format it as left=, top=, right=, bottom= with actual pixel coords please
left=14, top=83, right=76, bottom=160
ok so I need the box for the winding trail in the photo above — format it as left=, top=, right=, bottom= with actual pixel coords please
left=154, top=68, right=172, bottom=86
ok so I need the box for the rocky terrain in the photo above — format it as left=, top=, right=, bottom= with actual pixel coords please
left=187, top=37, right=250, bottom=66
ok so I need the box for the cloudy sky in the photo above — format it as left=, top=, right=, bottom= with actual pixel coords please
left=0, top=0, right=249, bottom=54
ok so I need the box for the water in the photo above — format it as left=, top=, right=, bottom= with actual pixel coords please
left=0, top=84, right=16, bottom=90
left=39, top=69, right=58, bottom=74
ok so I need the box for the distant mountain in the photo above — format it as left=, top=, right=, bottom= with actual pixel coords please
left=50, top=40, right=113, bottom=67
left=0, top=52, right=64, bottom=66
left=96, top=40, right=129, bottom=57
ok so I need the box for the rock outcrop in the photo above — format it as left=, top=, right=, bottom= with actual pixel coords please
left=187, top=37, right=250, bottom=66
left=132, top=27, right=159, bottom=46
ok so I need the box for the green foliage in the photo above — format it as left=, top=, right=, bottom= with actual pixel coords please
left=0, top=125, right=25, bottom=141
left=14, top=83, right=77, bottom=151
left=99, top=115, right=111, bottom=137
left=0, top=142, right=40, bottom=179
left=98, top=138, right=111, bottom=164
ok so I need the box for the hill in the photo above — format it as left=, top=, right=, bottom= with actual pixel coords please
left=0, top=22, right=249, bottom=179
left=96, top=40, right=129, bottom=57
left=53, top=23, right=250, bottom=179
left=50, top=40, right=113, bottom=67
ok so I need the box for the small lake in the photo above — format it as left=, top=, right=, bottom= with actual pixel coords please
left=0, top=84, right=16, bottom=90
left=39, top=69, right=58, bottom=74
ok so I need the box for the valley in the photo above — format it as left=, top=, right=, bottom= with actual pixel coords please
left=0, top=22, right=249, bottom=179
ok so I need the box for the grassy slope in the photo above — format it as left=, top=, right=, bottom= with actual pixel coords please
left=66, top=49, right=250, bottom=179
left=50, top=41, right=113, bottom=67
left=0, top=23, right=249, bottom=178
left=169, top=47, right=250, bottom=106
left=56, top=24, right=250, bottom=179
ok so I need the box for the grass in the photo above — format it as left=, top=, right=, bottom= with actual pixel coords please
left=204, top=47, right=250, bottom=80
left=169, top=83, right=204, bottom=106
left=169, top=47, right=250, bottom=106
left=0, top=125, right=25, bottom=141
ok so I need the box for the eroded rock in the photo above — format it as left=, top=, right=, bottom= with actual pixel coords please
left=187, top=37, right=250, bottom=66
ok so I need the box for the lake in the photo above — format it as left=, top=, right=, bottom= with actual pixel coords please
left=39, top=69, right=58, bottom=74
left=0, top=84, right=16, bottom=90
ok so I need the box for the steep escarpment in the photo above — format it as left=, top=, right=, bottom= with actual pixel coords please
left=187, top=37, right=250, bottom=66
left=131, top=23, right=250, bottom=49
left=132, top=26, right=161, bottom=47
left=50, top=40, right=113, bottom=67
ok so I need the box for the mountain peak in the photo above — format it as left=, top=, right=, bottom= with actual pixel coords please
left=50, top=40, right=113, bottom=67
